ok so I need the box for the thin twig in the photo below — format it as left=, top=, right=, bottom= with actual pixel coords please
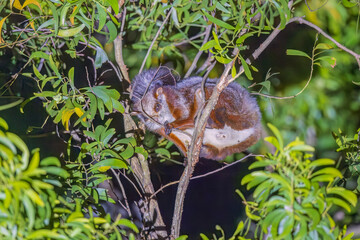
left=184, top=24, right=212, bottom=78
left=293, top=17, right=360, bottom=69
left=150, top=154, right=261, bottom=199
left=252, top=35, right=317, bottom=99
left=111, top=169, right=133, bottom=218
left=173, top=32, right=207, bottom=47
left=139, top=8, right=174, bottom=74
left=119, top=169, right=143, bottom=198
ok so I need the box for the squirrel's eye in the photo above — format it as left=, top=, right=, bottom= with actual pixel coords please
left=154, top=102, right=162, bottom=112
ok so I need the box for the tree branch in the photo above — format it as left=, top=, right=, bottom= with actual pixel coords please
left=114, top=7, right=130, bottom=83
left=170, top=49, right=238, bottom=238
left=150, top=154, right=261, bottom=199
left=184, top=24, right=212, bottom=78
left=294, top=17, right=360, bottom=69
left=139, top=8, right=173, bottom=74
left=114, top=8, right=167, bottom=237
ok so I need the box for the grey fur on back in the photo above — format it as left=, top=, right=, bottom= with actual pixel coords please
left=131, top=67, right=178, bottom=103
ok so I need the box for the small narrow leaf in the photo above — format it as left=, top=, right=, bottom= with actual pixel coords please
left=203, top=11, right=235, bottom=30
left=286, top=49, right=311, bottom=59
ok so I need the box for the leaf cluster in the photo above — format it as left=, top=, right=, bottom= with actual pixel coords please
left=241, top=124, right=356, bottom=239
left=0, top=117, right=138, bottom=239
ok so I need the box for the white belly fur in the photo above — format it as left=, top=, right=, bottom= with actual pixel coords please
left=171, top=125, right=254, bottom=150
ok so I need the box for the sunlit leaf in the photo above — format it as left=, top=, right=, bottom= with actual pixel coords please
left=92, top=158, right=128, bottom=170
left=58, top=24, right=85, bottom=37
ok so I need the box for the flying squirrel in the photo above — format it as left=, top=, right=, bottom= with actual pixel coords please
left=130, top=67, right=262, bottom=161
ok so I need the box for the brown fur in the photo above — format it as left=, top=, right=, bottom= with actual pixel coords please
left=131, top=69, right=261, bottom=161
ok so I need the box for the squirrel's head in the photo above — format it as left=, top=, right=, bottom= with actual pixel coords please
left=131, top=68, right=177, bottom=131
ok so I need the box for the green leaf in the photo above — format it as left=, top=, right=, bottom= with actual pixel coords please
left=94, top=46, right=109, bottom=68
left=249, top=159, right=276, bottom=169
left=315, top=56, right=336, bottom=68
left=0, top=97, right=24, bottom=111
left=215, top=2, right=230, bottom=14
left=47, top=1, right=59, bottom=35
left=105, top=0, right=119, bottom=15
left=200, top=233, right=210, bottom=240
left=25, top=189, right=44, bottom=207
left=135, top=147, right=148, bottom=160
left=112, top=99, right=125, bottom=113
left=215, top=55, right=232, bottom=64
left=264, top=136, right=280, bottom=150
left=155, top=148, right=171, bottom=158
left=239, top=56, right=253, bottom=80
left=342, top=0, right=358, bottom=7
left=327, top=187, right=357, bottom=207
left=302, top=207, right=320, bottom=230
left=311, top=167, right=342, bottom=178
left=23, top=150, right=40, bottom=176
left=96, top=3, right=107, bottom=31
left=235, top=189, right=246, bottom=201
left=27, top=230, right=63, bottom=239
left=93, top=158, right=128, bottom=170
left=278, top=215, right=294, bottom=238
left=23, top=195, right=35, bottom=230
left=286, top=49, right=311, bottom=59
left=97, top=98, right=105, bottom=120
left=308, top=158, right=335, bottom=168
left=272, top=1, right=286, bottom=30
left=245, top=205, right=260, bottom=221
left=202, top=11, right=235, bottom=30
left=231, top=64, right=237, bottom=78
left=29, top=51, right=50, bottom=61
left=262, top=209, right=286, bottom=232
left=106, top=21, right=117, bottom=44
left=120, top=144, right=135, bottom=160
left=175, top=236, right=188, bottom=240
left=40, top=156, right=61, bottom=167
left=58, top=24, right=85, bottom=37
left=0, top=117, right=8, bottom=130
left=42, top=166, right=70, bottom=178
left=212, top=31, right=222, bottom=51
left=59, top=3, right=71, bottom=26
left=315, top=43, right=333, bottom=50
left=116, top=219, right=139, bottom=233
left=267, top=123, right=284, bottom=150
left=6, top=132, right=29, bottom=169
left=199, top=40, right=217, bottom=51
left=327, top=197, right=352, bottom=212
left=230, top=221, right=244, bottom=239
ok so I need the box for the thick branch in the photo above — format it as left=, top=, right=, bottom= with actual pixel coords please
left=114, top=9, right=167, bottom=236
left=170, top=49, right=238, bottom=238
left=114, top=8, right=130, bottom=83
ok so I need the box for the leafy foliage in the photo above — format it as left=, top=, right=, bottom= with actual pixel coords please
left=0, top=0, right=359, bottom=239
left=333, top=129, right=360, bottom=191
left=201, top=124, right=357, bottom=239
left=0, top=117, right=138, bottom=239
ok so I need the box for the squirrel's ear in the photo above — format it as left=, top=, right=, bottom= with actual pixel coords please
left=155, top=87, right=164, bottom=97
